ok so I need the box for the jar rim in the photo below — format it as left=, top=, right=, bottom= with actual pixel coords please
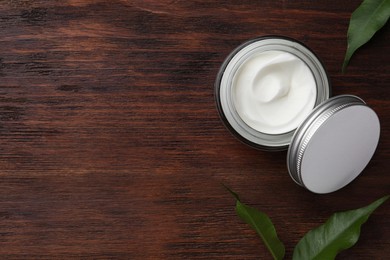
left=215, top=36, right=331, bottom=151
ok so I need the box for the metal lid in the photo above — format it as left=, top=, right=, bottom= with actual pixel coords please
left=287, top=95, right=380, bottom=194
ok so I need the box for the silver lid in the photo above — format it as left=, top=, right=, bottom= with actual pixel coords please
left=287, top=95, right=380, bottom=193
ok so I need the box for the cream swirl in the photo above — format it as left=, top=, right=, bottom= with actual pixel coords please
left=233, top=50, right=317, bottom=134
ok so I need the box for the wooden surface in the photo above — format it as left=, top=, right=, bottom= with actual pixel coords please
left=0, top=1, right=389, bottom=259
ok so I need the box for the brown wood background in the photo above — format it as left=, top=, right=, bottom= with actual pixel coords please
left=0, top=0, right=389, bottom=259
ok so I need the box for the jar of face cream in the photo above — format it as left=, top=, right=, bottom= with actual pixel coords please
left=215, top=36, right=380, bottom=193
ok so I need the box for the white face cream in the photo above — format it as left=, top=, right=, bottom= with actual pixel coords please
left=216, top=37, right=330, bottom=150
left=233, top=50, right=317, bottom=134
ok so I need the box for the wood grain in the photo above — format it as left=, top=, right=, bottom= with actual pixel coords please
left=0, top=0, right=388, bottom=259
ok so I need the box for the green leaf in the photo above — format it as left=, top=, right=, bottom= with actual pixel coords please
left=225, top=186, right=285, bottom=260
left=342, top=0, right=390, bottom=72
left=293, top=195, right=389, bottom=260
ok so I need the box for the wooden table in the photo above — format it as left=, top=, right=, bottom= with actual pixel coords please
left=0, top=1, right=388, bottom=259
